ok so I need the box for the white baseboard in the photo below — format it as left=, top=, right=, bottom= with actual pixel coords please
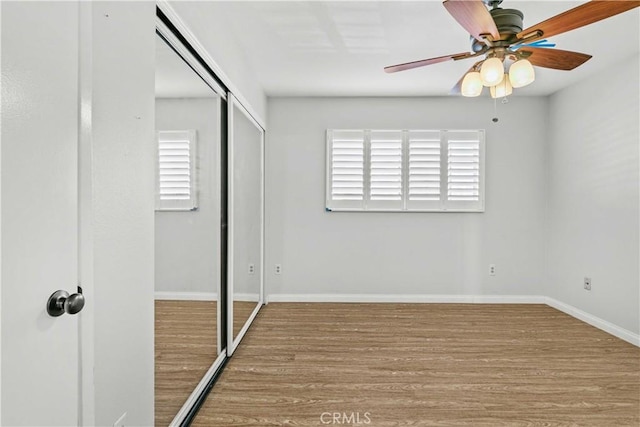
left=234, top=292, right=260, bottom=302
left=155, top=291, right=217, bottom=301
left=154, top=291, right=259, bottom=303
left=266, top=293, right=545, bottom=304
left=265, top=293, right=638, bottom=347
left=473, top=295, right=546, bottom=304
left=545, top=297, right=639, bottom=347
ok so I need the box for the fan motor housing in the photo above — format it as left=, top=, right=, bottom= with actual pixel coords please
left=471, top=8, right=524, bottom=52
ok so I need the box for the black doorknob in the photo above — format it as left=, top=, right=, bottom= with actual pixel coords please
left=47, top=287, right=85, bottom=317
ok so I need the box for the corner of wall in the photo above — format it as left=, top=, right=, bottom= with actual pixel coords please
left=90, top=2, right=156, bottom=426
left=543, top=54, right=640, bottom=335
left=542, top=92, right=554, bottom=301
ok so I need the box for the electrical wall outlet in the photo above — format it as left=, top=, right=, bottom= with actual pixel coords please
left=584, top=277, right=592, bottom=291
left=113, top=412, right=127, bottom=427
left=489, top=264, right=496, bottom=276
left=248, top=263, right=255, bottom=275
left=275, top=264, right=282, bottom=275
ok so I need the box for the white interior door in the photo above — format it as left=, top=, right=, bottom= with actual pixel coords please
left=1, top=2, right=81, bottom=425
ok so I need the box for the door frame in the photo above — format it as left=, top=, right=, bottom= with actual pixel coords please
left=79, top=2, right=95, bottom=425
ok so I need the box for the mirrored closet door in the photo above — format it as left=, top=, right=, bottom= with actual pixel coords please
left=154, top=26, right=226, bottom=426
left=227, top=94, right=265, bottom=356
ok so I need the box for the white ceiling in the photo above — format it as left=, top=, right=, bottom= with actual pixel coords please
left=172, top=1, right=639, bottom=97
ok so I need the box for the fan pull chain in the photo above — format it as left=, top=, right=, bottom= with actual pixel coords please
left=492, top=96, right=499, bottom=123
left=501, top=76, right=509, bottom=105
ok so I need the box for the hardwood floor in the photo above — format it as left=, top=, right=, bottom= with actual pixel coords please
left=155, top=300, right=218, bottom=427
left=193, top=303, right=639, bottom=426
left=154, top=299, right=261, bottom=426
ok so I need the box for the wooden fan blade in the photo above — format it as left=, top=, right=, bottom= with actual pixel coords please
left=450, top=61, right=482, bottom=95
left=517, top=0, right=640, bottom=43
left=521, top=47, right=592, bottom=70
left=384, top=52, right=474, bottom=73
left=443, top=0, right=500, bottom=41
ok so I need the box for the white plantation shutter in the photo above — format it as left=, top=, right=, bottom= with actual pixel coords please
left=407, top=130, right=442, bottom=209
left=156, top=130, right=198, bottom=211
left=369, top=130, right=403, bottom=209
left=326, top=130, right=365, bottom=209
left=446, top=130, right=484, bottom=211
left=326, top=129, right=484, bottom=212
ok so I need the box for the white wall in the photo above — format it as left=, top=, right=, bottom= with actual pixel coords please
left=91, top=2, right=155, bottom=425
left=546, top=55, right=640, bottom=335
left=266, top=97, right=547, bottom=299
left=155, top=97, right=220, bottom=296
left=166, top=1, right=267, bottom=126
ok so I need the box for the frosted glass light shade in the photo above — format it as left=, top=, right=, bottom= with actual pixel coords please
left=480, top=57, right=504, bottom=87
left=461, top=72, right=483, bottom=97
left=490, top=75, right=513, bottom=98
left=509, top=59, right=535, bottom=88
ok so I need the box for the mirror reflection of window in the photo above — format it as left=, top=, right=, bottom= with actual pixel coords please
left=154, top=33, right=222, bottom=427
left=157, top=129, right=198, bottom=212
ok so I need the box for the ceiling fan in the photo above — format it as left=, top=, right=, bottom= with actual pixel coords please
left=384, top=0, right=640, bottom=97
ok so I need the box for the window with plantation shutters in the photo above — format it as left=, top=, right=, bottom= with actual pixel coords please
left=156, top=130, right=198, bottom=211
left=326, top=129, right=484, bottom=212
left=446, top=130, right=481, bottom=209
left=326, top=130, right=365, bottom=209
left=407, top=130, right=442, bottom=210
left=369, top=130, right=403, bottom=209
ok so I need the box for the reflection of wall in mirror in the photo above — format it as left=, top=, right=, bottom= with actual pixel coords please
left=155, top=98, right=220, bottom=297
left=232, top=104, right=263, bottom=300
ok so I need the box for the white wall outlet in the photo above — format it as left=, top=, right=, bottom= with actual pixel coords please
left=584, top=277, right=592, bottom=291
left=248, top=263, right=255, bottom=275
left=489, top=264, right=496, bottom=276
left=275, top=264, right=282, bottom=275
left=113, top=412, right=127, bottom=427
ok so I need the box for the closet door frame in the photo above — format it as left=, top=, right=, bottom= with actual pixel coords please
left=156, top=15, right=228, bottom=427
left=226, top=92, right=265, bottom=357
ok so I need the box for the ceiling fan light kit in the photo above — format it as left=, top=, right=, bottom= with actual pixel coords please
left=461, top=71, right=483, bottom=97
left=480, top=57, right=505, bottom=86
left=490, top=75, right=513, bottom=99
left=508, top=59, right=535, bottom=88
left=384, top=0, right=640, bottom=99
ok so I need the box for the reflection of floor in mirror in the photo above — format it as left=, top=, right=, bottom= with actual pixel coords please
left=233, top=300, right=260, bottom=339
left=155, top=300, right=217, bottom=427
left=192, top=303, right=640, bottom=427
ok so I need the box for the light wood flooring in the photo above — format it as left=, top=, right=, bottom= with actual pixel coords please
left=155, top=300, right=261, bottom=426
left=155, top=300, right=217, bottom=427
left=192, top=303, right=639, bottom=426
